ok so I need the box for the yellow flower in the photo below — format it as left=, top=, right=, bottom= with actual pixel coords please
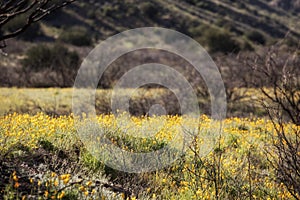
left=51, top=172, right=57, bottom=177
left=59, top=174, right=71, bottom=185
left=86, top=180, right=92, bottom=187
left=13, top=175, right=18, bottom=182
left=44, top=191, right=49, bottom=198
left=79, top=185, right=86, bottom=192
left=121, top=193, right=125, bottom=199
left=84, top=191, right=89, bottom=196
left=58, top=191, right=65, bottom=199
left=12, top=171, right=18, bottom=182
left=63, top=177, right=70, bottom=185
left=14, top=182, right=20, bottom=188
left=59, top=174, right=71, bottom=180
left=54, top=180, right=59, bottom=187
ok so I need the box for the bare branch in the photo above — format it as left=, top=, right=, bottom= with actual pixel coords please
left=249, top=42, right=300, bottom=198
left=0, top=0, right=76, bottom=46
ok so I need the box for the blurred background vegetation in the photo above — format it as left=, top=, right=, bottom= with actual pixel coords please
left=0, top=0, right=299, bottom=117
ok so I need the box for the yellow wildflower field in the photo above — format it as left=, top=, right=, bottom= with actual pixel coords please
left=0, top=113, right=299, bottom=199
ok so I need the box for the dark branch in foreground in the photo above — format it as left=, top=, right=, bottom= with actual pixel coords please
left=0, top=0, right=76, bottom=48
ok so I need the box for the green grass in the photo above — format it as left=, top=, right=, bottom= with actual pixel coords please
left=0, top=87, right=172, bottom=116
left=0, top=87, right=265, bottom=117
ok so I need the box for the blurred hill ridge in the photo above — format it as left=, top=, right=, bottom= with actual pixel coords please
left=2, top=0, right=300, bottom=46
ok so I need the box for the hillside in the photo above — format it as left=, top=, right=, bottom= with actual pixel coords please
left=0, top=0, right=299, bottom=89
left=2, top=0, right=300, bottom=49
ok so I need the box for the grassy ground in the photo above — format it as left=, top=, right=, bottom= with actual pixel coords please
left=1, top=87, right=298, bottom=199
left=0, top=88, right=169, bottom=116
left=0, top=113, right=298, bottom=199
left=0, top=87, right=264, bottom=117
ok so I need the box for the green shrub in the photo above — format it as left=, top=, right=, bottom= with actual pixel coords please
left=140, top=2, right=159, bottom=19
left=59, top=26, right=92, bottom=46
left=204, top=28, right=241, bottom=53
left=51, top=44, right=80, bottom=70
left=246, top=30, right=266, bottom=45
left=22, top=43, right=80, bottom=72
left=188, top=24, right=208, bottom=38
left=22, top=44, right=53, bottom=71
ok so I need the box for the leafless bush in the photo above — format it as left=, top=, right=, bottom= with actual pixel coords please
left=215, top=54, right=256, bottom=117
left=248, top=41, right=300, bottom=199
